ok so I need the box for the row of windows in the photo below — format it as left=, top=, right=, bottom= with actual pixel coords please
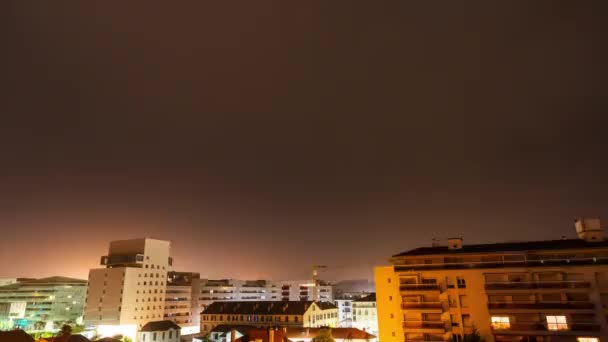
left=137, top=289, right=164, bottom=294
left=202, top=315, right=300, bottom=323
left=140, top=273, right=163, bottom=278
left=144, top=263, right=165, bottom=270
left=309, top=312, right=337, bottom=321
left=491, top=315, right=572, bottom=331
left=138, top=281, right=165, bottom=286
left=141, top=330, right=179, bottom=341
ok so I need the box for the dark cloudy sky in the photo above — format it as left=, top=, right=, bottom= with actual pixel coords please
left=1, top=1, right=607, bottom=281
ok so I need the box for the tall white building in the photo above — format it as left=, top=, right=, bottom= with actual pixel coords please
left=84, top=238, right=172, bottom=340
left=198, top=279, right=333, bottom=309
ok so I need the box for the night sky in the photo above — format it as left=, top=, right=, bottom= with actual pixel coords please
left=1, top=2, right=607, bottom=281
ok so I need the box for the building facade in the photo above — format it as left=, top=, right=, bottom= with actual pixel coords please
left=164, top=271, right=201, bottom=334
left=138, top=320, right=181, bottom=342
left=334, top=299, right=353, bottom=327
left=84, top=238, right=173, bottom=339
left=0, top=277, right=87, bottom=331
left=198, top=279, right=333, bottom=310
left=375, top=218, right=608, bottom=342
left=351, top=293, right=378, bottom=339
left=200, top=301, right=338, bottom=334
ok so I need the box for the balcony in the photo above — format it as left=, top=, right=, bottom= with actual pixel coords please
left=488, top=301, right=595, bottom=311
left=400, top=284, right=441, bottom=292
left=492, top=322, right=600, bottom=333
left=485, top=280, right=591, bottom=291
left=402, top=302, right=444, bottom=313
left=404, top=321, right=447, bottom=333
left=101, top=254, right=144, bottom=267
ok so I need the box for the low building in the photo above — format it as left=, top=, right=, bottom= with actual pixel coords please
left=375, top=218, right=608, bottom=342
left=198, top=280, right=333, bottom=311
left=351, top=293, right=378, bottom=339
left=0, top=277, right=87, bottom=331
left=200, top=301, right=338, bottom=333
left=138, top=320, right=181, bottom=342
left=205, top=324, right=253, bottom=342
left=233, top=328, right=291, bottom=342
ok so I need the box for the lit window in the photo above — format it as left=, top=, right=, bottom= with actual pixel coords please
left=577, top=338, right=599, bottom=342
left=547, top=315, right=568, bottom=330
left=491, top=316, right=510, bottom=329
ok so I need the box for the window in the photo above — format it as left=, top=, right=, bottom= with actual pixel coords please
left=152, top=332, right=157, bottom=341
left=491, top=316, right=510, bottom=329
left=577, top=338, right=599, bottom=342
left=388, top=278, right=391, bottom=283
left=142, top=334, right=146, bottom=341
left=457, top=277, right=466, bottom=288
left=389, top=296, right=392, bottom=301
left=169, top=331, right=173, bottom=339
left=162, top=332, right=165, bottom=340
left=546, top=315, right=568, bottom=330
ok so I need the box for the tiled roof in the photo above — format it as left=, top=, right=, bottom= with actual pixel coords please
left=202, top=301, right=335, bottom=315
left=353, top=293, right=376, bottom=302
left=94, top=338, right=122, bottom=342
left=393, top=238, right=608, bottom=257
left=140, top=320, right=181, bottom=332
left=286, top=328, right=375, bottom=340
left=0, top=330, right=34, bottom=342
left=211, top=325, right=255, bottom=334
left=233, top=329, right=292, bottom=342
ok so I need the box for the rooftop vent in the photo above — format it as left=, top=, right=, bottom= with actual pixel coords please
left=448, top=237, right=463, bottom=250
left=575, top=217, right=604, bottom=242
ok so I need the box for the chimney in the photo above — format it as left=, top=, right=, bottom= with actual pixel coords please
left=575, top=218, right=604, bottom=242
left=448, top=237, right=463, bottom=250
left=268, top=328, right=275, bottom=342
left=231, top=328, right=236, bottom=342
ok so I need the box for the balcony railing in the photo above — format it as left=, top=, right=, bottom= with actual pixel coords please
left=395, top=256, right=608, bottom=272
left=400, top=284, right=440, bottom=291
left=485, top=280, right=591, bottom=291
left=488, top=301, right=594, bottom=310
left=492, top=322, right=600, bottom=332
left=402, top=302, right=444, bottom=310
left=404, top=321, right=446, bottom=330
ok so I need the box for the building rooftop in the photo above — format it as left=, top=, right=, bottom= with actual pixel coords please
left=0, top=330, right=34, bottom=342
left=234, top=329, right=292, bottom=342
left=202, top=301, right=336, bottom=315
left=393, top=238, right=608, bottom=257
left=353, top=293, right=376, bottom=302
left=286, top=327, right=375, bottom=340
left=0, top=276, right=87, bottom=290
left=140, top=320, right=181, bottom=332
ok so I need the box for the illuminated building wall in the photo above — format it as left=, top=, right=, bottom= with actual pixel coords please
left=84, top=238, right=172, bottom=332
left=0, top=277, right=87, bottom=330
left=198, top=279, right=333, bottom=310
left=375, top=218, right=608, bottom=342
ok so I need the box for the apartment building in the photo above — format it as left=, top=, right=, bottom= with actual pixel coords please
left=198, top=279, right=333, bottom=309
left=352, top=293, right=378, bottom=338
left=334, top=299, right=353, bottom=327
left=164, top=271, right=201, bottom=334
left=0, top=277, right=87, bottom=331
left=84, top=238, right=172, bottom=340
left=375, top=218, right=608, bottom=342
left=200, top=301, right=338, bottom=333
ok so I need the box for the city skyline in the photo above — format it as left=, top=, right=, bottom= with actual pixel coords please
left=1, top=2, right=607, bottom=282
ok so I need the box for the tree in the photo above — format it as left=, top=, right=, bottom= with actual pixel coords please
left=455, top=327, right=484, bottom=342
left=313, top=328, right=335, bottom=342
left=60, top=324, right=73, bottom=336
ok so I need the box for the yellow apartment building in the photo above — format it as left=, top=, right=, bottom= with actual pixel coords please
left=375, top=218, right=608, bottom=342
